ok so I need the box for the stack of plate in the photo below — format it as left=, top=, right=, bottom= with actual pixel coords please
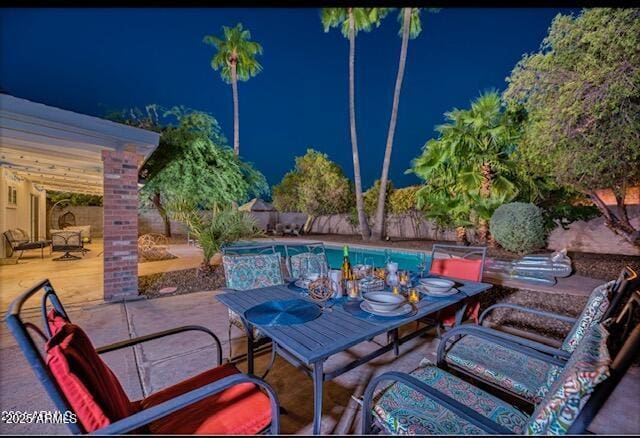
left=360, top=292, right=412, bottom=317
left=417, top=278, right=457, bottom=297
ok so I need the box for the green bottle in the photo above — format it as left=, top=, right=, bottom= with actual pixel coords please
left=341, top=245, right=352, bottom=281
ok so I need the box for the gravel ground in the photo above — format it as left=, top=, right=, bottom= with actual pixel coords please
left=138, top=266, right=225, bottom=298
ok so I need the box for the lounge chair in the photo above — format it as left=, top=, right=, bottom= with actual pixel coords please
left=434, top=266, right=638, bottom=404
left=361, top=290, right=640, bottom=435
left=5, top=279, right=280, bottom=434
left=3, top=228, right=51, bottom=259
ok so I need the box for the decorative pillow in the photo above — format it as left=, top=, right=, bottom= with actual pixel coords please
left=289, top=253, right=329, bottom=279
left=561, top=281, right=614, bottom=353
left=46, top=323, right=138, bottom=432
left=526, top=324, right=611, bottom=435
left=222, top=253, right=284, bottom=291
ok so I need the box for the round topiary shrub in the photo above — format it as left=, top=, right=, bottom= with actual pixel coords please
left=490, top=202, right=546, bottom=253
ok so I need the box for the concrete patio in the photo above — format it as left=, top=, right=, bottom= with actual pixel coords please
left=1, top=288, right=638, bottom=435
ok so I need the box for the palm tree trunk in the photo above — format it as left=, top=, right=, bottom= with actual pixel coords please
left=478, top=162, right=492, bottom=243
left=455, top=226, right=468, bottom=245
left=372, top=7, right=412, bottom=241
left=231, top=62, right=240, bottom=155
left=348, top=8, right=370, bottom=240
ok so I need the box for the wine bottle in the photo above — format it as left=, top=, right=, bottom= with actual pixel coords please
left=341, top=245, right=352, bottom=282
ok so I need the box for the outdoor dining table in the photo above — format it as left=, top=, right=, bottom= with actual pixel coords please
left=216, top=275, right=493, bottom=435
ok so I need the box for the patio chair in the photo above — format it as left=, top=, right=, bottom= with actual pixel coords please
left=3, top=228, right=51, bottom=259
left=284, top=242, right=329, bottom=281
left=51, top=230, right=84, bottom=261
left=434, top=266, right=638, bottom=405
left=221, top=245, right=285, bottom=376
left=5, top=279, right=280, bottom=434
left=361, top=292, right=640, bottom=435
left=429, top=244, right=487, bottom=329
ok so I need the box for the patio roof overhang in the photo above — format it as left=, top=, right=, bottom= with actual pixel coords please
left=0, top=94, right=160, bottom=195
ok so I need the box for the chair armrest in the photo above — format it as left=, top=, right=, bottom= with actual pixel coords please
left=436, top=325, right=570, bottom=367
left=96, top=325, right=223, bottom=366
left=91, top=373, right=280, bottom=435
left=361, top=371, right=513, bottom=435
left=479, top=303, right=577, bottom=325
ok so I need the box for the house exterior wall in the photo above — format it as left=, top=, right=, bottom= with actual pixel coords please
left=1, top=167, right=47, bottom=257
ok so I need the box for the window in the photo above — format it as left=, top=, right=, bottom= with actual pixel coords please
left=7, top=185, right=17, bottom=206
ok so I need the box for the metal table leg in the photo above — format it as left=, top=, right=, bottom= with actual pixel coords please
left=392, top=328, right=400, bottom=357
left=455, top=302, right=468, bottom=327
left=312, top=361, right=324, bottom=435
left=244, top=320, right=255, bottom=376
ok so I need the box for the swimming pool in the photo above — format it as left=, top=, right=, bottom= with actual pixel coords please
left=227, top=241, right=431, bottom=272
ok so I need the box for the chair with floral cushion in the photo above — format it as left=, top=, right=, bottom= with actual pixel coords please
left=284, top=242, right=329, bottom=280
left=5, top=279, right=280, bottom=434
left=361, top=294, right=640, bottom=435
left=434, top=266, right=638, bottom=405
left=221, top=247, right=285, bottom=375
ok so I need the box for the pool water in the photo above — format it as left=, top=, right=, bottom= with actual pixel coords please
left=324, top=245, right=430, bottom=272
left=227, top=241, right=431, bottom=272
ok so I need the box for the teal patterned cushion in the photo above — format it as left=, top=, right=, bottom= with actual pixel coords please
left=561, top=281, right=613, bottom=353
left=526, top=324, right=611, bottom=435
left=222, top=253, right=284, bottom=291
left=373, top=364, right=528, bottom=435
left=446, top=334, right=560, bottom=403
left=289, top=252, right=329, bottom=279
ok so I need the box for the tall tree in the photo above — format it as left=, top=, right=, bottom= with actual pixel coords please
left=203, top=23, right=263, bottom=155
left=321, top=8, right=388, bottom=239
left=410, top=92, right=523, bottom=243
left=372, top=8, right=424, bottom=240
left=138, top=107, right=268, bottom=236
left=505, top=8, right=640, bottom=247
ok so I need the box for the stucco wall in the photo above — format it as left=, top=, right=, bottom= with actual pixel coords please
left=138, top=210, right=188, bottom=236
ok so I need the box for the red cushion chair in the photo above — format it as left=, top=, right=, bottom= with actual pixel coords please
left=429, top=245, right=486, bottom=327
left=7, top=279, right=280, bottom=435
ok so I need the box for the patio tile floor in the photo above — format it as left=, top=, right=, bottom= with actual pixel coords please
left=0, top=289, right=638, bottom=435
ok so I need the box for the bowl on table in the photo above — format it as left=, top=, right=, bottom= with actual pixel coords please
left=363, top=292, right=405, bottom=313
left=418, top=278, right=455, bottom=294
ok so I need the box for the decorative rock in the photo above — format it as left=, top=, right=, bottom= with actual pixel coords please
left=210, top=252, right=223, bottom=266
left=158, top=287, right=177, bottom=295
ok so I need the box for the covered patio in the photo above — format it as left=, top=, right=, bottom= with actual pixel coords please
left=0, top=94, right=160, bottom=301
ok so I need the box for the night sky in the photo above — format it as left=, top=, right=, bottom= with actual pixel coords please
left=0, top=7, right=576, bottom=190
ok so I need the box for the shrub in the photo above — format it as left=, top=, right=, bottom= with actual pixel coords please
left=490, top=202, right=546, bottom=253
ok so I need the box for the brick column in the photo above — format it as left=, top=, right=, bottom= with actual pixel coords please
left=102, top=149, right=141, bottom=301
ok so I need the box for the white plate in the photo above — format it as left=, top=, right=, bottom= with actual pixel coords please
left=417, top=286, right=459, bottom=297
left=360, top=301, right=413, bottom=317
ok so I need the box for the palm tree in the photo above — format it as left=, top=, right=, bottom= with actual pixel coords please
left=321, top=8, right=388, bottom=239
left=411, top=91, right=522, bottom=244
left=371, top=8, right=424, bottom=240
left=203, top=23, right=263, bottom=155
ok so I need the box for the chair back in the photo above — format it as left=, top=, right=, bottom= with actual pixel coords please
left=5, top=280, right=84, bottom=433
left=222, top=252, right=284, bottom=291
left=562, top=267, right=639, bottom=353
left=52, top=231, right=82, bottom=248
left=429, top=244, right=487, bottom=282
left=567, top=291, right=640, bottom=433
left=283, top=242, right=328, bottom=280
left=5, top=280, right=138, bottom=434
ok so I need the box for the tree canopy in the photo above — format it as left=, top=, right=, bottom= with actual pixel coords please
left=140, top=107, right=268, bottom=211
left=504, top=8, right=640, bottom=245
left=203, top=23, right=263, bottom=84
left=272, top=149, right=352, bottom=216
